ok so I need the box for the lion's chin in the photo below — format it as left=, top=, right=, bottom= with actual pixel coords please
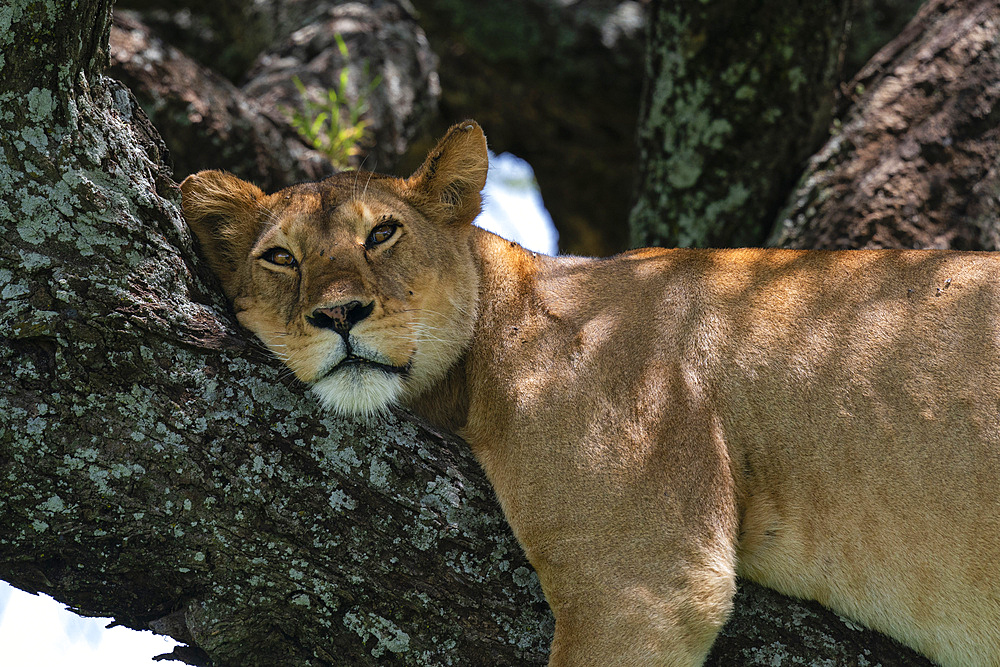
left=310, top=366, right=404, bottom=418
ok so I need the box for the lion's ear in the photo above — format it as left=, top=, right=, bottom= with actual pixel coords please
left=180, top=170, right=266, bottom=296
left=406, top=120, right=488, bottom=225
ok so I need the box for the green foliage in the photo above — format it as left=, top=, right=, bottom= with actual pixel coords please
left=284, top=35, right=381, bottom=169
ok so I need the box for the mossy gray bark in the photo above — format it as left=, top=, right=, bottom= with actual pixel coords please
left=0, top=1, right=550, bottom=664
left=630, top=0, right=852, bottom=249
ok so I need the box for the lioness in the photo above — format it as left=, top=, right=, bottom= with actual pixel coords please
left=181, top=121, right=1000, bottom=666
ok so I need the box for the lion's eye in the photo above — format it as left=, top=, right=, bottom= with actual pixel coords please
left=261, top=247, right=298, bottom=267
left=365, top=222, right=398, bottom=248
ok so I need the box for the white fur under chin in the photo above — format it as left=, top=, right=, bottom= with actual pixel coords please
left=310, top=367, right=404, bottom=418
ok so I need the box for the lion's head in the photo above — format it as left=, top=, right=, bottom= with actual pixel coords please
left=181, top=121, right=488, bottom=416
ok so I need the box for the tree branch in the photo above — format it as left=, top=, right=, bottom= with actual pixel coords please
left=0, top=2, right=550, bottom=665
left=770, top=0, right=1000, bottom=250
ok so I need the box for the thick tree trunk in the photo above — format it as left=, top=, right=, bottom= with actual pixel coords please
left=629, top=0, right=852, bottom=249
left=0, top=2, right=550, bottom=665
left=770, top=0, right=1000, bottom=250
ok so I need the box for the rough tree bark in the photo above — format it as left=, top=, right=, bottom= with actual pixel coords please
left=111, top=1, right=439, bottom=187
left=109, top=12, right=335, bottom=194
left=1, top=2, right=551, bottom=665
left=241, top=0, right=441, bottom=171
left=114, top=0, right=278, bottom=82
left=770, top=0, right=1000, bottom=250
left=629, top=0, right=853, bottom=249
left=0, top=1, right=960, bottom=665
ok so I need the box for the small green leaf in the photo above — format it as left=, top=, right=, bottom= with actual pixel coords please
left=281, top=34, right=380, bottom=169
left=310, top=113, right=329, bottom=136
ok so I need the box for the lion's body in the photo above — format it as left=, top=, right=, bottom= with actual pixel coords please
left=461, top=236, right=1000, bottom=665
left=182, top=122, right=1000, bottom=666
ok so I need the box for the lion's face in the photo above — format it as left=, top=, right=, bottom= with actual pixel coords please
left=181, top=122, right=488, bottom=416
left=232, top=176, right=479, bottom=416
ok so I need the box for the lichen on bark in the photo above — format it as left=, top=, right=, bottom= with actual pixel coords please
left=630, top=0, right=852, bottom=249
left=1, top=1, right=552, bottom=664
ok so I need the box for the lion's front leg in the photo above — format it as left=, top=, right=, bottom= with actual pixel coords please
left=543, top=559, right=736, bottom=667
left=464, top=362, right=742, bottom=665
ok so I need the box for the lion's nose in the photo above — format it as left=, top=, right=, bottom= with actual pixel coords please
left=307, top=300, right=374, bottom=333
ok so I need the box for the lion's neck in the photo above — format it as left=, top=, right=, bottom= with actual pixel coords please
left=403, top=227, right=545, bottom=435
left=405, top=356, right=470, bottom=433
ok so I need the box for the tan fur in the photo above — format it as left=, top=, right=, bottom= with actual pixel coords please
left=182, top=121, right=1000, bottom=666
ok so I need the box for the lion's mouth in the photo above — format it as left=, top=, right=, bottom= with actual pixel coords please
left=325, top=355, right=411, bottom=377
